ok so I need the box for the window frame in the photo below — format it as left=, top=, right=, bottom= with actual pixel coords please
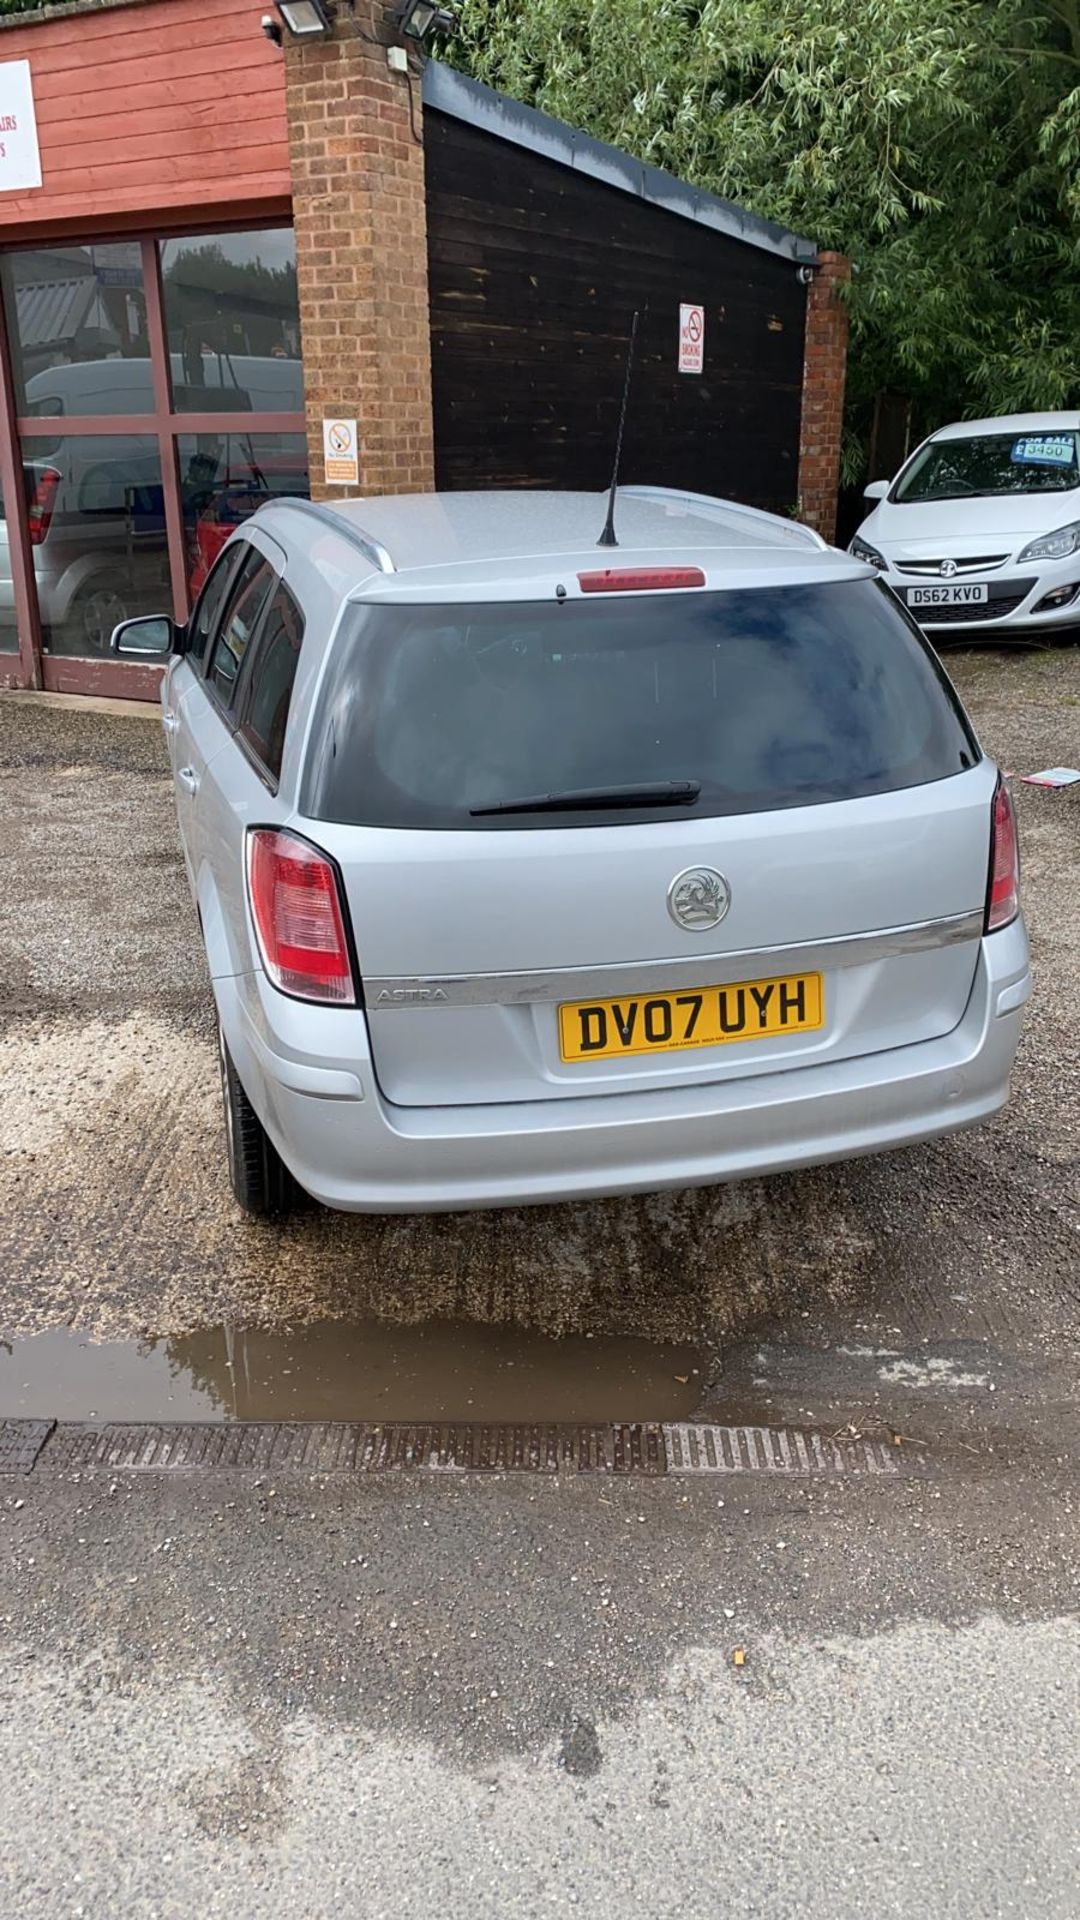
left=0, top=224, right=307, bottom=699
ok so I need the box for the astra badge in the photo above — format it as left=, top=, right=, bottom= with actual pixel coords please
left=667, top=867, right=731, bottom=932
left=376, top=986, right=448, bottom=1005
left=939, top=558, right=959, bottom=578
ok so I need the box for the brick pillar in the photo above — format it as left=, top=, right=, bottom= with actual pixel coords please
left=284, top=8, right=434, bottom=499
left=797, top=251, right=851, bottom=544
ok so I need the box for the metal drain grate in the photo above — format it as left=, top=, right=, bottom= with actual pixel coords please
left=663, top=1422, right=914, bottom=1476
left=43, top=1420, right=667, bottom=1475
left=0, top=1419, right=55, bottom=1475
left=26, top=1419, right=923, bottom=1478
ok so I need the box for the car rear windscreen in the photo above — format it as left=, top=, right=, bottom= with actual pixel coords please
left=302, top=579, right=979, bottom=830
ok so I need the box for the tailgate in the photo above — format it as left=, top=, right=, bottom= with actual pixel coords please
left=321, top=766, right=993, bottom=1107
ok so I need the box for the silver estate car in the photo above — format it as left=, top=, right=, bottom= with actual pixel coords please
left=114, top=487, right=1031, bottom=1215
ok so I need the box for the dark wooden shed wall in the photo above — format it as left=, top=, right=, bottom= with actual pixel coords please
left=425, top=111, right=807, bottom=513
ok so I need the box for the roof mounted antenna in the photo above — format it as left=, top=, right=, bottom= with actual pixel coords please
left=597, top=308, right=641, bottom=549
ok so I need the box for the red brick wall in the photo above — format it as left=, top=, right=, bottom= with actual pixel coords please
left=798, top=250, right=851, bottom=544
left=284, top=10, right=434, bottom=499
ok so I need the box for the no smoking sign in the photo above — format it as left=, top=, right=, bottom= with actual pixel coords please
left=322, top=416, right=359, bottom=486
left=678, top=303, right=705, bottom=374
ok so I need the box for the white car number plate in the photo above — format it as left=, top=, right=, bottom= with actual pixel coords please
left=906, top=582, right=988, bottom=608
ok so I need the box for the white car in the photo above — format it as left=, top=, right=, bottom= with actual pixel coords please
left=852, top=411, right=1080, bottom=643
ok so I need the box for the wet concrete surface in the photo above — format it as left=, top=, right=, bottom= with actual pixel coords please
left=0, top=1321, right=705, bottom=1424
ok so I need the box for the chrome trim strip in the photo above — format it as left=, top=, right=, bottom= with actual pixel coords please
left=895, top=556, right=1008, bottom=577
left=366, top=911, right=985, bottom=1009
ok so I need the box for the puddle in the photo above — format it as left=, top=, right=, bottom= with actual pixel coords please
left=0, top=1321, right=706, bottom=1424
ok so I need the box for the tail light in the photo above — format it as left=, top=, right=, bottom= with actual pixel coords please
left=246, top=828, right=355, bottom=1004
left=27, top=466, right=61, bottom=546
left=986, top=777, right=1020, bottom=932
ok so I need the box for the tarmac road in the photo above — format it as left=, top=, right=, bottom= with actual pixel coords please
left=1, top=1465, right=1078, bottom=1918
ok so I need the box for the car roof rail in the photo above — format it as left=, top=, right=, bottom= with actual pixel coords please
left=277, top=498, right=396, bottom=574
left=620, top=484, right=829, bottom=551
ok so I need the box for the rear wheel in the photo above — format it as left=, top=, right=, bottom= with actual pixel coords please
left=57, top=580, right=130, bottom=657
left=216, top=1020, right=297, bottom=1216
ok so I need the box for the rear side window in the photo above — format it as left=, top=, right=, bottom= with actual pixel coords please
left=302, top=579, right=978, bottom=830
left=207, top=550, right=275, bottom=710
left=236, top=582, right=304, bottom=784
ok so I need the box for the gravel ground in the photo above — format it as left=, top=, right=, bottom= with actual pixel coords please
left=1, top=654, right=1078, bottom=1355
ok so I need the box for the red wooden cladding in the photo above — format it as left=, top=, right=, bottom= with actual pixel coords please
left=3, top=0, right=265, bottom=55
left=0, top=0, right=290, bottom=231
left=39, top=105, right=286, bottom=161
left=42, top=654, right=165, bottom=699
left=38, top=119, right=290, bottom=180
left=33, top=67, right=283, bottom=126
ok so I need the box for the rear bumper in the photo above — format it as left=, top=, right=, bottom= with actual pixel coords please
left=218, top=919, right=1031, bottom=1213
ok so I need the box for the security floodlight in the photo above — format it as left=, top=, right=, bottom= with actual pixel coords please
left=274, top=0, right=333, bottom=39
left=392, top=0, right=456, bottom=42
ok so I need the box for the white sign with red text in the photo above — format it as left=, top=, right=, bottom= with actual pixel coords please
left=0, top=62, right=41, bottom=193
left=678, top=303, right=705, bottom=374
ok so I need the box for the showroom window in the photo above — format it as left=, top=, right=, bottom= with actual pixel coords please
left=0, top=228, right=307, bottom=684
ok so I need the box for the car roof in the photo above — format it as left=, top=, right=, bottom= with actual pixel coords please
left=929, top=411, right=1080, bottom=442
left=263, top=487, right=868, bottom=601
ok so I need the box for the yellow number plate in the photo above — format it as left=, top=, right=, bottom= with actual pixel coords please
left=558, top=972, right=824, bottom=1063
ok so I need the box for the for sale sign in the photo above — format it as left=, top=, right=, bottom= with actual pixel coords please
left=0, top=62, right=42, bottom=194
left=678, top=303, right=705, bottom=374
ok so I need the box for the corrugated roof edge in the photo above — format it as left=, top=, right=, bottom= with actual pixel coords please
left=422, top=63, right=819, bottom=267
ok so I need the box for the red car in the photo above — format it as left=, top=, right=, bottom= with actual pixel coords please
left=187, top=465, right=309, bottom=594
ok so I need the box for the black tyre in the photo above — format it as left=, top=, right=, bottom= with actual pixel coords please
left=217, top=1020, right=297, bottom=1216
left=57, top=580, right=131, bottom=658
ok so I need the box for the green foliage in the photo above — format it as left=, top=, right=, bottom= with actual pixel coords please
left=449, top=0, right=1080, bottom=475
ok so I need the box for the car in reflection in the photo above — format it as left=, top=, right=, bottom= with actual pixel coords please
left=0, top=353, right=305, bottom=655
left=0, top=450, right=169, bottom=656
left=851, top=410, right=1080, bottom=644
left=187, top=460, right=311, bottom=595
left=21, top=350, right=304, bottom=419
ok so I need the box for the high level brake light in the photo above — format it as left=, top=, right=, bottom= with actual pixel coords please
left=577, top=567, right=706, bottom=593
left=246, top=828, right=356, bottom=1004
left=985, top=777, right=1020, bottom=933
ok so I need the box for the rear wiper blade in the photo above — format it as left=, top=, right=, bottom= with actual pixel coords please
left=470, top=780, right=701, bottom=817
